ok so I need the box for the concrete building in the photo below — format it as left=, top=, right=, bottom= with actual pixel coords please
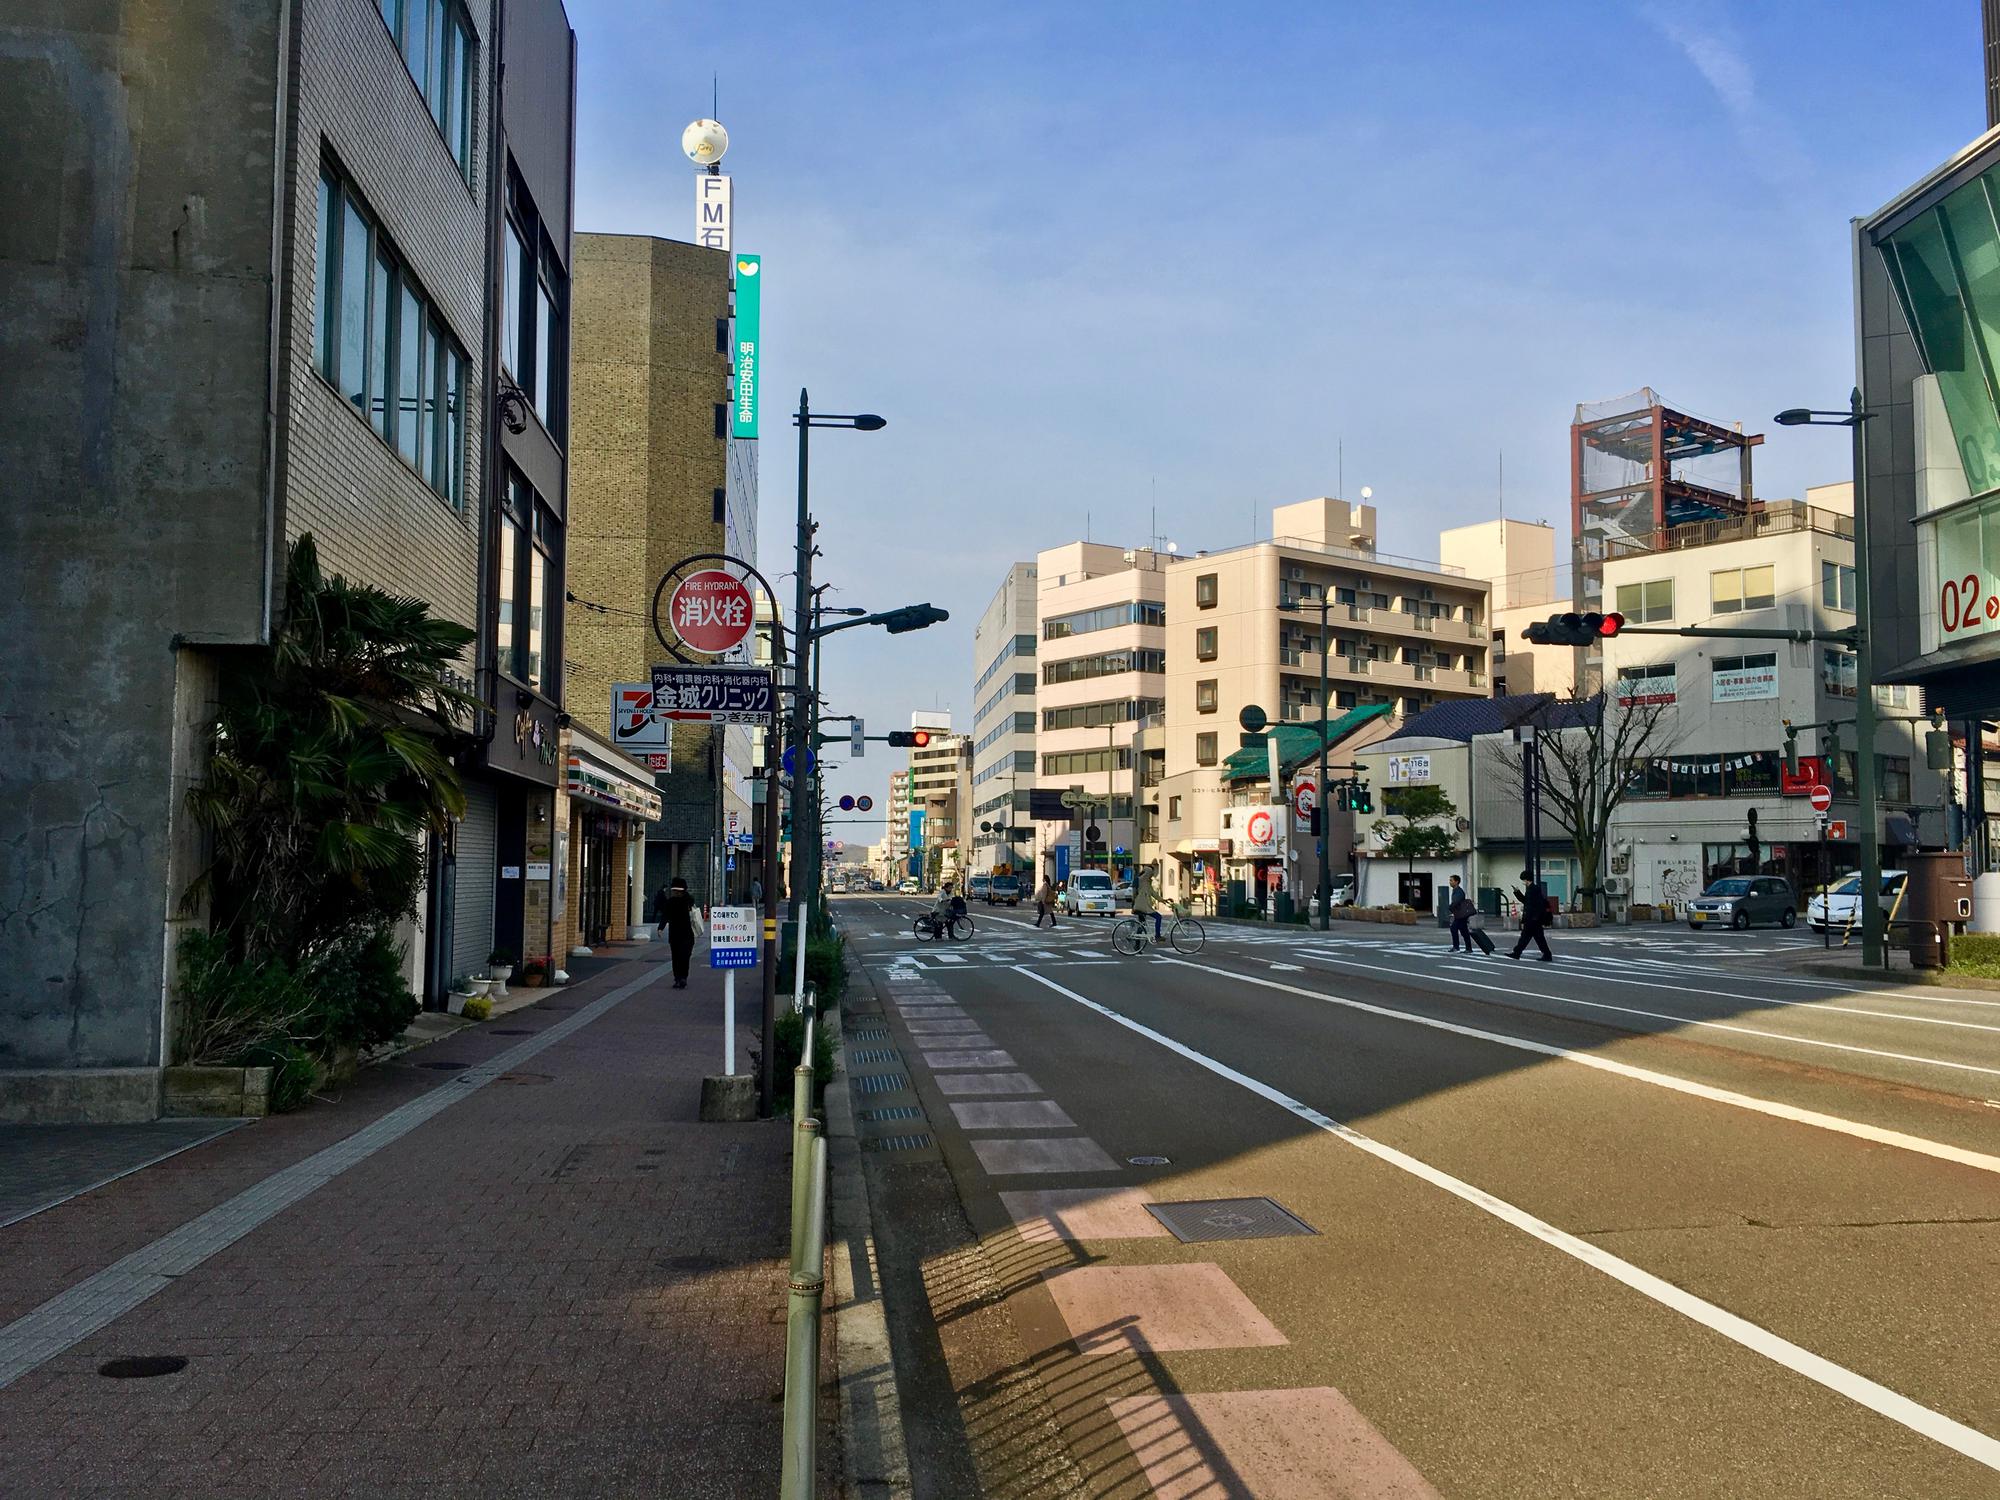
left=1599, top=486, right=1939, bottom=907
left=885, top=769, right=914, bottom=880
left=1440, top=518, right=1574, bottom=699
left=0, top=0, right=576, bottom=1118
left=970, top=562, right=1039, bottom=876
left=1034, top=543, right=1174, bottom=881
left=567, top=233, right=756, bottom=911
left=909, top=726, right=971, bottom=887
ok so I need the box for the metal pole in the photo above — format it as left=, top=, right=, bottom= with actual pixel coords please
left=1821, top=821, right=1830, bottom=950
left=1851, top=388, right=1885, bottom=966
left=1317, top=596, right=1332, bottom=931
left=808, top=596, right=825, bottom=925
left=724, top=969, right=735, bottom=1074
left=780, top=1134, right=827, bottom=1500
left=792, top=390, right=813, bottom=910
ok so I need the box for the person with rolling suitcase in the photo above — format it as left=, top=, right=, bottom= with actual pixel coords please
left=1447, top=877, right=1484, bottom=955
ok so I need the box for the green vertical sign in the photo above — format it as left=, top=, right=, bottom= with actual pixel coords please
left=731, top=253, right=760, bottom=439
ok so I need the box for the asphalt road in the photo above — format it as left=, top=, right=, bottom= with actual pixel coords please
left=839, top=894, right=2000, bottom=1499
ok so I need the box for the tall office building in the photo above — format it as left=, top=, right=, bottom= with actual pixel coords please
left=970, top=562, right=1039, bottom=875
left=0, top=0, right=575, bottom=1119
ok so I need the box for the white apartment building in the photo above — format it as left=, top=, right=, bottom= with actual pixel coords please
left=885, top=768, right=912, bottom=879
left=1600, top=484, right=1938, bottom=906
left=1034, top=542, right=1173, bottom=880
left=907, top=715, right=969, bottom=886
left=970, top=562, right=1039, bottom=875
left=1440, top=518, right=1576, bottom=698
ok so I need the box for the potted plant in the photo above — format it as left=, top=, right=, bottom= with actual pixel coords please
left=520, top=957, right=549, bottom=988
left=486, top=949, right=515, bottom=997
left=467, top=975, right=493, bottom=1000
left=446, top=977, right=472, bottom=1016
left=462, top=993, right=493, bottom=1022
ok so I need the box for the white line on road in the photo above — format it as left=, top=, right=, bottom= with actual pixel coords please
left=1293, top=949, right=2000, bottom=1081
left=1160, top=961, right=2000, bottom=1177
left=1012, top=965, right=2000, bottom=1476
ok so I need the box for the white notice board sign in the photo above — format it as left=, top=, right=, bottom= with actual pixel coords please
left=708, top=905, right=758, bottom=969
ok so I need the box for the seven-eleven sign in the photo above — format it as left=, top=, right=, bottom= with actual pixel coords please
left=611, top=684, right=670, bottom=756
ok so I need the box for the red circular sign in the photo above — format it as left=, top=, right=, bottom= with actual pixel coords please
left=1293, top=780, right=1317, bottom=820
left=1246, top=809, right=1275, bottom=848
left=1808, top=784, right=1833, bottom=813
left=668, top=570, right=755, bottom=655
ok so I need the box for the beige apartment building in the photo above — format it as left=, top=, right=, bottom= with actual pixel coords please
left=1439, top=517, right=1575, bottom=698
left=908, top=724, right=970, bottom=886
left=885, top=769, right=913, bottom=880
left=1034, top=542, right=1175, bottom=876
left=1155, top=498, right=1492, bottom=905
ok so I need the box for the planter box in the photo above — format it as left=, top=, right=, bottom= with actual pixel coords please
left=163, top=1065, right=272, bottom=1119
left=1568, top=913, right=1600, bottom=929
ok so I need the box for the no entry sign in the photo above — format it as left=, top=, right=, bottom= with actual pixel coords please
left=1808, top=784, right=1833, bottom=813
left=668, top=570, right=755, bottom=655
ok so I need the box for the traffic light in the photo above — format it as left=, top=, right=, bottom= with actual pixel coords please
left=1781, top=719, right=1797, bottom=776
left=887, top=729, right=932, bottom=748
left=1522, top=611, right=1626, bottom=646
left=880, top=604, right=950, bottom=635
left=1352, top=782, right=1373, bottom=816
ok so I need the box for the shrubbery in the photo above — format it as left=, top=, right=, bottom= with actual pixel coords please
left=774, top=1004, right=835, bottom=1099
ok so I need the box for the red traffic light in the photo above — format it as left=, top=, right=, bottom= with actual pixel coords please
left=912, top=729, right=930, bottom=747
left=1597, top=611, right=1625, bottom=638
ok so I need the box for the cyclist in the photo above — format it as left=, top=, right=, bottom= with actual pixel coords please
left=928, top=882, right=966, bottom=941
left=1132, top=867, right=1162, bottom=943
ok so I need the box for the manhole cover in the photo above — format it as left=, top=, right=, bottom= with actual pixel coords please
left=1146, top=1197, right=1317, bottom=1243
left=414, top=1060, right=470, bottom=1072
left=491, top=1028, right=536, bottom=1036
left=1127, top=1155, right=1172, bottom=1166
left=860, top=1105, right=921, bottom=1122
left=99, top=1356, right=187, bottom=1379
left=853, top=1074, right=908, bottom=1095
left=496, top=1071, right=553, bottom=1086
left=860, top=1134, right=932, bottom=1152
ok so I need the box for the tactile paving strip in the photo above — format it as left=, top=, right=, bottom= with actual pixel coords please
left=1144, top=1197, right=1317, bottom=1243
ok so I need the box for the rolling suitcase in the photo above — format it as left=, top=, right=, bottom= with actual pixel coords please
left=1468, top=922, right=1495, bottom=956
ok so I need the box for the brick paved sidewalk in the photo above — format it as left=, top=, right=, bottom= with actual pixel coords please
left=0, top=947, right=828, bottom=1499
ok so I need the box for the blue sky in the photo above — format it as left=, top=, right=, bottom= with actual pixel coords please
left=571, top=0, right=1983, bottom=841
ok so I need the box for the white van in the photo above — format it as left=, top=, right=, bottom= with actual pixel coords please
left=1066, top=869, right=1117, bottom=916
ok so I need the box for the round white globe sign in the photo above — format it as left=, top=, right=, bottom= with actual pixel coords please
left=682, top=118, right=729, bottom=167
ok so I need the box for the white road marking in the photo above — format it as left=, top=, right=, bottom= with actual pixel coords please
left=1165, top=958, right=2000, bottom=1175
left=1014, top=966, right=2000, bottom=1475
left=1269, top=963, right=1303, bottom=971
left=1291, top=949, right=2000, bottom=1081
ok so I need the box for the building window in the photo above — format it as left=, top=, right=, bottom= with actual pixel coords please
left=1711, top=565, right=1775, bottom=614
left=501, top=468, right=560, bottom=693
left=716, top=317, right=729, bottom=353
left=502, top=173, right=568, bottom=441
left=1041, top=748, right=1133, bottom=776
left=1168, top=795, right=1182, bottom=819
left=713, top=487, right=726, bottom=524
left=1042, top=648, right=1166, bottom=685
left=1043, top=600, right=1166, bottom=640
left=1196, top=679, right=1218, bottom=713
left=1875, top=682, right=1914, bottom=709
left=313, top=167, right=467, bottom=506
left=1820, top=560, right=1856, bottom=612
left=1042, top=698, right=1163, bottom=732
left=1195, top=733, right=1218, bottom=766
left=376, top=0, right=476, bottom=175
left=714, top=402, right=727, bottom=439
left=1822, top=647, right=1858, bottom=698
left=1195, top=573, right=1218, bottom=609
left=1195, top=627, right=1218, bottom=662
left=1880, top=755, right=1913, bottom=802
left=1614, top=578, right=1673, bottom=623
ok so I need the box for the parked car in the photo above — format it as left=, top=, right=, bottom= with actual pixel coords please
left=867, top=880, right=885, bottom=892
left=1687, top=875, right=1798, bottom=930
left=1112, top=880, right=1134, bottom=906
left=1066, top=869, right=1118, bottom=916
left=897, top=877, right=921, bottom=895
left=1807, top=870, right=1908, bottom=932
left=967, top=874, right=991, bottom=902
left=988, top=875, right=1022, bottom=906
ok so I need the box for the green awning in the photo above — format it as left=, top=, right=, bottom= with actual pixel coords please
left=1219, top=702, right=1394, bottom=784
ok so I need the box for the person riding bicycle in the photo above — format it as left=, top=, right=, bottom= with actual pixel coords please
left=1132, top=868, right=1162, bottom=942
left=929, top=883, right=966, bottom=940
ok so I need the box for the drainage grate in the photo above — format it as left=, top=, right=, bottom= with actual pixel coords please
left=853, top=1074, right=908, bottom=1096
left=99, top=1356, right=187, bottom=1379
left=414, top=1060, right=470, bottom=1072
left=849, top=1028, right=891, bottom=1041
left=860, top=1105, right=921, bottom=1122
left=1145, top=1198, right=1317, bottom=1243
left=851, top=1048, right=899, bottom=1064
left=860, top=1135, right=932, bottom=1152
left=1127, top=1155, right=1171, bottom=1166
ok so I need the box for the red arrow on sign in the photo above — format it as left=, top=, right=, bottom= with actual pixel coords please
left=1808, top=784, right=1833, bottom=813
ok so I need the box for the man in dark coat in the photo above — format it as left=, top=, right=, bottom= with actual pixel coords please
left=661, top=877, right=699, bottom=988
left=1509, top=868, right=1553, bottom=962
left=1446, top=875, right=1474, bottom=953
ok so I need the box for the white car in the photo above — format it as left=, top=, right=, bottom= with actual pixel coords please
left=897, top=878, right=921, bottom=895
left=1807, top=871, right=1907, bottom=931
left=1066, top=870, right=1118, bottom=916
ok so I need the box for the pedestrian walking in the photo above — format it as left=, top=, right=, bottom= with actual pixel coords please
left=1034, top=874, right=1057, bottom=928
left=661, top=877, right=701, bottom=988
left=1446, top=875, right=1474, bottom=953
left=1508, top=868, right=1554, bottom=962
left=748, top=875, right=764, bottom=908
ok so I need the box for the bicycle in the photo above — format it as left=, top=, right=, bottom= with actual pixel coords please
left=1111, top=903, right=1205, bottom=956
left=913, top=911, right=975, bottom=942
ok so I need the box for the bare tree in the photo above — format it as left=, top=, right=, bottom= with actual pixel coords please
left=1490, top=690, right=1680, bottom=909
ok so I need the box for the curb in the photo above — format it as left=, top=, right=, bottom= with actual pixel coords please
left=1796, top=959, right=2000, bottom=992
left=825, top=956, right=914, bottom=1500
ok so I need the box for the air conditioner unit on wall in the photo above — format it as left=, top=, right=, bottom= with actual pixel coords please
left=1602, top=875, right=1628, bottom=896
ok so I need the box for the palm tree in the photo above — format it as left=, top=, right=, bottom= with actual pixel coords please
left=186, top=535, right=480, bottom=964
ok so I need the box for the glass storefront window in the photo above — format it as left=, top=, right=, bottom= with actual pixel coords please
left=1884, top=206, right=2000, bottom=496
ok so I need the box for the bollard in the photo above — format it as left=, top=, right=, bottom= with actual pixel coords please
left=780, top=1135, right=828, bottom=1500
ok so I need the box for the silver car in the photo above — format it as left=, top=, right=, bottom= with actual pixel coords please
left=1687, top=875, right=1797, bottom=931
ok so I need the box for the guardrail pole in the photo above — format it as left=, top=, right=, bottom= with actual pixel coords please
left=780, top=1134, right=828, bottom=1500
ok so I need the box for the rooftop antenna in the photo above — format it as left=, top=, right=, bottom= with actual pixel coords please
left=1499, top=450, right=1505, bottom=523
left=1338, top=439, right=1344, bottom=503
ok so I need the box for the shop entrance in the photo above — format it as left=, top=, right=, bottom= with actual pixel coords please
left=579, top=816, right=617, bottom=946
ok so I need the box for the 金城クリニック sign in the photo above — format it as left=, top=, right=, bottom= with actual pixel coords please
left=647, top=663, right=776, bottom=725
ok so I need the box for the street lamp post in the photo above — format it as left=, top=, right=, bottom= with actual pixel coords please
left=1776, top=393, right=1883, bottom=965
left=790, top=391, right=886, bottom=928
left=1281, top=595, right=1336, bottom=931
